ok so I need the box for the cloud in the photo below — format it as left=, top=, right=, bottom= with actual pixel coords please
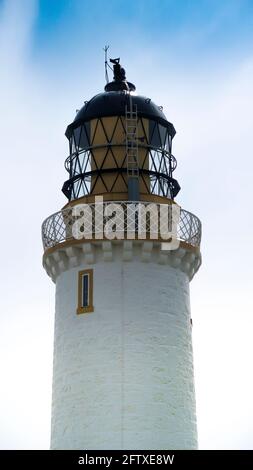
left=0, top=0, right=253, bottom=450
left=0, top=0, right=37, bottom=68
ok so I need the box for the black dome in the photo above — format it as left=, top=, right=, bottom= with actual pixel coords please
left=65, top=91, right=176, bottom=139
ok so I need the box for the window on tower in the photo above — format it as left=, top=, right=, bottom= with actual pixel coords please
left=77, top=269, right=94, bottom=314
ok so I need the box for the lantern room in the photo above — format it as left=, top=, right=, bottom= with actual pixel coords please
left=62, top=58, right=180, bottom=202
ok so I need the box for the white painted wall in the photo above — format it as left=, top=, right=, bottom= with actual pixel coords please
left=50, top=242, right=198, bottom=450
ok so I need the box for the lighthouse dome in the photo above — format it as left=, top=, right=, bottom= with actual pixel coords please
left=62, top=58, right=179, bottom=201
left=65, top=90, right=176, bottom=139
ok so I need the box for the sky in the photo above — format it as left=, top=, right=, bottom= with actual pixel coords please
left=0, top=0, right=253, bottom=450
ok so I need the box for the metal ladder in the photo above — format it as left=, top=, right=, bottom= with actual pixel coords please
left=125, top=102, right=139, bottom=178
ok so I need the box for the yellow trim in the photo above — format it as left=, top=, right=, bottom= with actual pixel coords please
left=76, top=269, right=94, bottom=315
left=43, top=238, right=199, bottom=261
left=62, top=193, right=178, bottom=210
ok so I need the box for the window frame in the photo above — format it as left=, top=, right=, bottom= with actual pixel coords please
left=77, top=269, right=94, bottom=314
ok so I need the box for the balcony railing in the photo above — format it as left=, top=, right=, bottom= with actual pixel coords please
left=42, top=201, right=201, bottom=251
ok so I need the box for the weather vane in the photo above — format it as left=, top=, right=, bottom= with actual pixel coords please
left=103, top=45, right=110, bottom=84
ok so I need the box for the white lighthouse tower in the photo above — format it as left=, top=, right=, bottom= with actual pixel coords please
left=42, top=58, right=202, bottom=450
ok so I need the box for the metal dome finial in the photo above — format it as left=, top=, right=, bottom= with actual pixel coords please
left=110, top=58, right=126, bottom=82
left=104, top=55, right=136, bottom=92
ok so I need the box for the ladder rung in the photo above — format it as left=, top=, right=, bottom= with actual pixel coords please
left=126, top=104, right=139, bottom=180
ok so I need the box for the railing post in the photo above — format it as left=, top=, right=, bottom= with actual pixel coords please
left=53, top=214, right=57, bottom=245
left=189, top=212, right=193, bottom=244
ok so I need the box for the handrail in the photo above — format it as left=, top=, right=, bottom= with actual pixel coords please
left=42, top=201, right=201, bottom=250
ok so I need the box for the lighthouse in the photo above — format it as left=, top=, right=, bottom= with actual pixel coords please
left=42, top=58, right=202, bottom=450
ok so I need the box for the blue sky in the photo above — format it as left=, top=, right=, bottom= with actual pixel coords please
left=33, top=0, right=253, bottom=59
left=1, top=0, right=253, bottom=450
